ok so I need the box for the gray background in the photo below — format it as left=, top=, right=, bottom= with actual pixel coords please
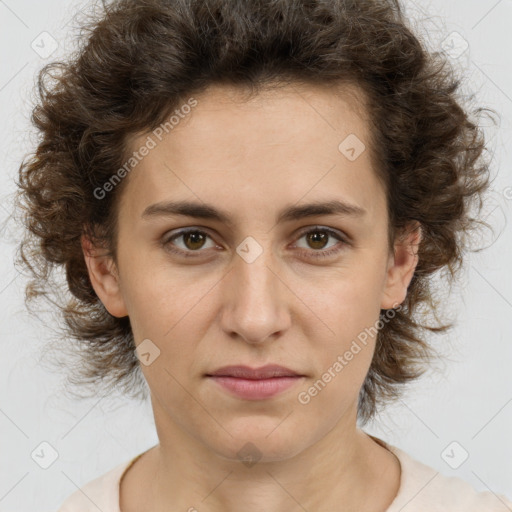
left=1, top=0, right=511, bottom=510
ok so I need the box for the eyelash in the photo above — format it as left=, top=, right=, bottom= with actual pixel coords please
left=161, top=226, right=349, bottom=260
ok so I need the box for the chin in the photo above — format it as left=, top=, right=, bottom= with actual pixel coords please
left=208, top=422, right=308, bottom=464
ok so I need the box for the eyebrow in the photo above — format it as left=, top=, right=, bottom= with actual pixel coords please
left=141, top=199, right=366, bottom=226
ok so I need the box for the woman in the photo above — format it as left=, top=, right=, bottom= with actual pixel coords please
left=15, top=0, right=511, bottom=510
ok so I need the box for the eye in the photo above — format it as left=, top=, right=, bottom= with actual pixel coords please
left=162, top=226, right=348, bottom=259
left=162, top=228, right=217, bottom=257
left=294, top=226, right=348, bottom=259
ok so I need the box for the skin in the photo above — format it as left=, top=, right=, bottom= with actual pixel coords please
left=82, top=81, right=421, bottom=512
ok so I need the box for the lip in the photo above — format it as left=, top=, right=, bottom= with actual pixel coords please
left=205, top=365, right=305, bottom=400
left=206, top=364, right=303, bottom=379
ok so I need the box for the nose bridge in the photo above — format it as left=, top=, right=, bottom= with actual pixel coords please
left=220, top=235, right=289, bottom=343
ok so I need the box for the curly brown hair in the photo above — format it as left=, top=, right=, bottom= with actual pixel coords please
left=14, top=0, right=494, bottom=424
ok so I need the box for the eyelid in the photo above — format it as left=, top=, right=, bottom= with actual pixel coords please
left=162, top=226, right=219, bottom=254
left=291, top=225, right=349, bottom=259
left=162, top=225, right=349, bottom=257
left=294, top=225, right=348, bottom=244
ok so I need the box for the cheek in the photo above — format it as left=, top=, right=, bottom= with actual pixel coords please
left=116, top=240, right=193, bottom=336
left=302, top=265, right=385, bottom=340
left=298, top=283, right=379, bottom=416
left=119, top=265, right=221, bottom=378
left=296, top=264, right=385, bottom=383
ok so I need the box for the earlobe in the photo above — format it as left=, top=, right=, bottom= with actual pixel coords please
left=81, top=234, right=129, bottom=318
left=381, top=221, right=422, bottom=310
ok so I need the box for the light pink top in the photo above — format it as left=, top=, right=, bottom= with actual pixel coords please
left=57, top=436, right=512, bottom=511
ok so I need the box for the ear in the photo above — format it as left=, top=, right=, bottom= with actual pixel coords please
left=81, top=234, right=128, bottom=318
left=381, top=221, right=422, bottom=309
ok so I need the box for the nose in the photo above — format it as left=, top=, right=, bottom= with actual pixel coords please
left=219, top=240, right=292, bottom=345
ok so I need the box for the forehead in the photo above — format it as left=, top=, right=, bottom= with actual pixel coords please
left=157, top=81, right=372, bottom=148
left=119, top=81, right=384, bottom=226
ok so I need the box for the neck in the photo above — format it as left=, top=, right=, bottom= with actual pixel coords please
left=126, top=402, right=401, bottom=512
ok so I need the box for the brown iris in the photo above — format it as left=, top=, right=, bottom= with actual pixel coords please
left=305, top=231, right=329, bottom=250
left=183, top=231, right=207, bottom=250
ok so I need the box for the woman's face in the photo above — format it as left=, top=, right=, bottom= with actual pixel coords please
left=84, top=82, right=419, bottom=463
